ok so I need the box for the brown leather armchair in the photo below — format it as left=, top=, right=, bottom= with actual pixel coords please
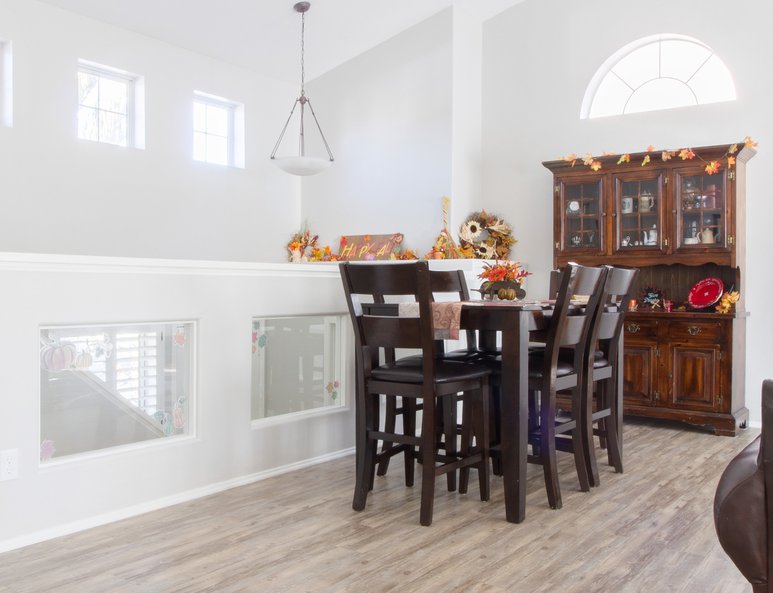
left=714, top=380, right=773, bottom=593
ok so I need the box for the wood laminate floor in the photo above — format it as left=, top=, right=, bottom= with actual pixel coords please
left=0, top=418, right=758, bottom=593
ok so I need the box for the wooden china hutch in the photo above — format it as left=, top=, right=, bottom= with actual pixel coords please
left=543, top=142, right=755, bottom=435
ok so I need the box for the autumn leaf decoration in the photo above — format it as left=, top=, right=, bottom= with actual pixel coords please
left=561, top=138, right=757, bottom=175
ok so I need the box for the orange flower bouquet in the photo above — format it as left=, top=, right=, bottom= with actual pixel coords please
left=478, top=260, right=529, bottom=300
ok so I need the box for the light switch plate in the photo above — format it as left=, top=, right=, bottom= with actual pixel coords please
left=0, top=449, right=18, bottom=480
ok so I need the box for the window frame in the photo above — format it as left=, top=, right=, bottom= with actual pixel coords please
left=77, top=60, right=144, bottom=148
left=0, top=38, right=12, bottom=127
left=193, top=91, right=245, bottom=168
left=39, top=320, right=196, bottom=464
left=581, top=34, right=736, bottom=119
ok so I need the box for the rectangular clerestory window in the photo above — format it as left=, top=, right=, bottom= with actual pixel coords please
left=0, top=39, right=12, bottom=127
left=193, top=91, right=244, bottom=168
left=78, top=60, right=145, bottom=148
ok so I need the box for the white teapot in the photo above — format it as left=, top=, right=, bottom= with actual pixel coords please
left=642, top=225, right=657, bottom=245
left=700, top=227, right=715, bottom=244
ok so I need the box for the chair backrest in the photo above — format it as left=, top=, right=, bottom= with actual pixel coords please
left=543, top=263, right=607, bottom=371
left=714, top=380, right=773, bottom=590
left=589, top=266, right=639, bottom=364
left=340, top=261, right=436, bottom=377
left=428, top=269, right=477, bottom=351
left=548, top=268, right=562, bottom=299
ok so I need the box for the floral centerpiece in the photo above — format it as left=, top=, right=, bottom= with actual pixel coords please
left=287, top=225, right=337, bottom=262
left=478, top=260, right=529, bottom=300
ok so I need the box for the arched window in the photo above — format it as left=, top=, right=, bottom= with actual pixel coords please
left=581, top=34, right=736, bottom=119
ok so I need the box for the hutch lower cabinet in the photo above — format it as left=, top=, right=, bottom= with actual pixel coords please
left=622, top=311, right=746, bottom=435
left=544, top=142, right=755, bottom=435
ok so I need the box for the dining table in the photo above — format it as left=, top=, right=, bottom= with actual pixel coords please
left=460, top=300, right=548, bottom=523
left=363, top=298, right=550, bottom=523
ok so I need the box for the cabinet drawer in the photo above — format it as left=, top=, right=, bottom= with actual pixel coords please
left=667, top=321, right=723, bottom=342
left=623, top=319, right=658, bottom=340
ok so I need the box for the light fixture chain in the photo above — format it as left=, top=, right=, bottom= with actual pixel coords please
left=300, top=10, right=305, bottom=95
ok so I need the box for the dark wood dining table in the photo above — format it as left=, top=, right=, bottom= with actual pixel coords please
left=460, top=300, right=547, bottom=523
left=363, top=299, right=549, bottom=523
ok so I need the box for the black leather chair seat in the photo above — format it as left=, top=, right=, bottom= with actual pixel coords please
left=592, top=353, right=610, bottom=368
left=528, top=352, right=575, bottom=378
left=371, top=357, right=491, bottom=384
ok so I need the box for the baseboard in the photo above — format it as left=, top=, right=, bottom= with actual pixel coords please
left=0, top=447, right=355, bottom=554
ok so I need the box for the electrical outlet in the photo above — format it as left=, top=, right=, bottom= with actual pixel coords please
left=0, top=449, right=18, bottom=481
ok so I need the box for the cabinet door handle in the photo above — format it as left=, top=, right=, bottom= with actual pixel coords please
left=626, top=323, right=641, bottom=333
left=687, top=326, right=702, bottom=336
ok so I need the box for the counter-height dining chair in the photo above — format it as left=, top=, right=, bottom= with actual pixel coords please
left=375, top=268, right=480, bottom=492
left=340, top=261, right=491, bottom=526
left=714, top=380, right=773, bottom=593
left=484, top=263, right=606, bottom=509
left=581, top=265, right=638, bottom=487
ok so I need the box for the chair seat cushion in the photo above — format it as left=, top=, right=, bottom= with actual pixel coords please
left=713, top=436, right=766, bottom=586
left=528, top=352, right=575, bottom=378
left=536, top=347, right=610, bottom=369
left=371, top=357, right=490, bottom=384
left=443, top=348, right=484, bottom=361
left=469, top=352, right=575, bottom=379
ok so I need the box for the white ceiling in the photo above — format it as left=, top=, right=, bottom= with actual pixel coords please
left=36, top=0, right=523, bottom=84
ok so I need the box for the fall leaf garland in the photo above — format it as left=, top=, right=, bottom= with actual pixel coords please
left=562, top=137, right=758, bottom=176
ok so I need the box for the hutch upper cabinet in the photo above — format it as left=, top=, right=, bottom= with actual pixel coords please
left=544, top=142, right=755, bottom=435
left=548, top=143, right=752, bottom=269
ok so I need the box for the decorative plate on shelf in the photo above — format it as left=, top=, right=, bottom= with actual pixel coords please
left=567, top=200, right=580, bottom=213
left=687, top=277, right=724, bottom=309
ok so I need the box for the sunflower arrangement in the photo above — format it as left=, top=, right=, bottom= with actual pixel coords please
left=458, top=210, right=516, bottom=259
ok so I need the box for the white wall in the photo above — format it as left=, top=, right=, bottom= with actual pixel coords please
left=0, top=255, right=354, bottom=550
left=450, top=5, right=483, bottom=232
left=482, top=0, right=773, bottom=423
left=301, top=10, right=454, bottom=256
left=0, top=0, right=300, bottom=262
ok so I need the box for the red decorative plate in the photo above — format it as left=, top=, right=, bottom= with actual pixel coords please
left=687, top=277, right=724, bottom=309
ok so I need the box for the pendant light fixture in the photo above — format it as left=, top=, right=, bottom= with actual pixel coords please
left=270, top=1, right=334, bottom=176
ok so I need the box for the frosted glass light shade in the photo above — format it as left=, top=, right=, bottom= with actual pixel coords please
left=272, top=156, right=332, bottom=176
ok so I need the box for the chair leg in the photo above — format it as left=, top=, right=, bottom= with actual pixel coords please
left=538, top=389, right=562, bottom=510
left=353, top=391, right=379, bottom=511
left=404, top=399, right=417, bottom=487
left=529, top=390, right=541, bottom=457
left=419, top=397, right=436, bottom=527
left=490, top=385, right=502, bottom=476
left=603, top=372, right=624, bottom=474
left=580, top=378, right=599, bottom=489
left=458, top=395, right=473, bottom=494
left=477, top=381, right=490, bottom=501
left=569, top=383, right=591, bottom=493
left=458, top=384, right=491, bottom=500
left=442, top=396, right=457, bottom=492
left=376, top=395, right=397, bottom=476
